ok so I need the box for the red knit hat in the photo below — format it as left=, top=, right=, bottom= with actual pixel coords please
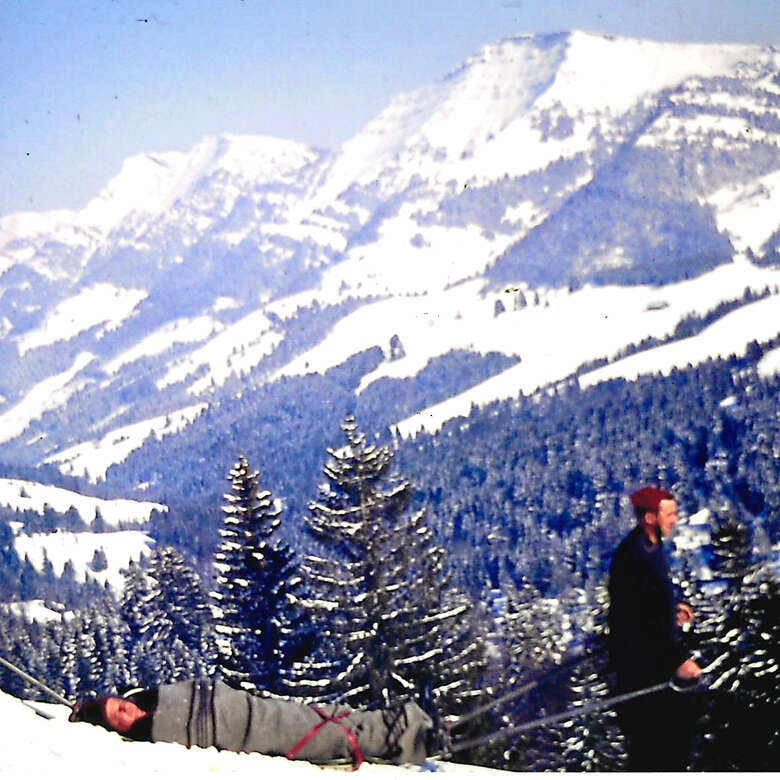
left=630, top=486, right=674, bottom=513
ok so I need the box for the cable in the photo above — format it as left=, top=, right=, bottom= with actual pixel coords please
left=0, top=654, right=73, bottom=708
left=446, top=678, right=680, bottom=755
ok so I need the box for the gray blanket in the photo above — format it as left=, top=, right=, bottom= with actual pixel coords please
left=151, top=679, right=432, bottom=765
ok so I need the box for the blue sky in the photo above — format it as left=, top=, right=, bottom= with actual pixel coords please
left=2, top=0, right=779, bottom=217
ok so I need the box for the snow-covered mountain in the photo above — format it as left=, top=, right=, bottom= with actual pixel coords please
left=1, top=31, right=780, bottom=490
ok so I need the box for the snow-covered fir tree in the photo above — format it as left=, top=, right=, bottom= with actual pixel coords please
left=56, top=603, right=131, bottom=698
left=556, top=584, right=625, bottom=772
left=211, top=455, right=300, bottom=694
left=685, top=504, right=780, bottom=770
left=291, top=415, right=485, bottom=716
left=121, top=546, right=214, bottom=689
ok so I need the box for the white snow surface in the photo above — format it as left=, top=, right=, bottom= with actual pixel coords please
left=0, top=352, right=94, bottom=445
left=103, top=315, right=222, bottom=374
left=758, top=345, right=780, bottom=377
left=0, top=135, right=318, bottom=252
left=310, top=32, right=771, bottom=204
left=0, top=691, right=506, bottom=780
left=16, top=284, right=148, bottom=355
left=707, top=167, right=780, bottom=254
left=156, top=310, right=282, bottom=394
left=45, top=404, right=208, bottom=482
left=13, top=529, right=153, bottom=589
left=389, top=262, right=780, bottom=437
left=578, top=292, right=780, bottom=388
left=1, top=600, right=74, bottom=624
left=0, top=478, right=165, bottom=526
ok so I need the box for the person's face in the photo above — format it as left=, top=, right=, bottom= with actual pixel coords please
left=103, top=697, right=146, bottom=733
left=654, top=498, right=679, bottom=538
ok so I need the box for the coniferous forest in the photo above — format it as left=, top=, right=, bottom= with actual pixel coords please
left=1, top=346, right=779, bottom=771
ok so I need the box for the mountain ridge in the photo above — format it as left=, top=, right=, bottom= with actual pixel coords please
left=0, top=30, right=779, bottom=495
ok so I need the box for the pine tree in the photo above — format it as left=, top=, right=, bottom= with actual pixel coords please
left=211, top=455, right=299, bottom=694
left=687, top=504, right=780, bottom=770
left=292, top=415, right=485, bottom=715
left=557, top=584, right=625, bottom=772
left=120, top=547, right=214, bottom=688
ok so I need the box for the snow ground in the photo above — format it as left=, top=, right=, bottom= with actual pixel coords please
left=0, top=691, right=508, bottom=780
left=578, top=293, right=780, bottom=388
left=758, top=345, right=780, bottom=376
left=103, top=315, right=223, bottom=374
left=45, top=404, right=207, bottom=482
left=13, top=529, right=154, bottom=589
left=0, top=478, right=165, bottom=526
left=156, top=309, right=282, bottom=394
left=370, top=263, right=780, bottom=436
left=1, top=600, right=74, bottom=624
left=16, top=285, right=148, bottom=356
left=0, top=352, right=94, bottom=445
left=707, top=168, right=780, bottom=254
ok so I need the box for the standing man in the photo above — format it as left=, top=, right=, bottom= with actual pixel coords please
left=608, top=486, right=702, bottom=771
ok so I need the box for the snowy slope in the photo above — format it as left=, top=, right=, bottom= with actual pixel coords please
left=0, top=32, right=779, bottom=478
left=45, top=404, right=208, bottom=482
left=391, top=263, right=780, bottom=437
left=579, top=293, right=780, bottom=388
left=13, top=529, right=154, bottom=589
left=0, top=691, right=505, bottom=780
left=311, top=32, right=768, bottom=203
left=0, top=478, right=165, bottom=526
left=16, top=284, right=147, bottom=355
left=758, top=345, right=780, bottom=377
left=0, top=352, right=94, bottom=445
left=707, top=168, right=780, bottom=255
left=1, top=599, right=75, bottom=624
left=0, top=135, right=319, bottom=256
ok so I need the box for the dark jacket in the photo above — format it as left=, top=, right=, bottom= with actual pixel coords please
left=607, top=526, right=689, bottom=691
left=128, top=679, right=432, bottom=765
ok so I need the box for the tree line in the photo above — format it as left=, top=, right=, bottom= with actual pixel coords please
left=1, top=348, right=779, bottom=769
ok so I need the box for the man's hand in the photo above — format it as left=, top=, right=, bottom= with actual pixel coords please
left=676, top=658, right=702, bottom=679
left=676, top=602, right=694, bottom=626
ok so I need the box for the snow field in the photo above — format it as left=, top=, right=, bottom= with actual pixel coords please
left=0, top=352, right=94, bottom=445
left=311, top=33, right=772, bottom=209
left=13, top=529, right=153, bottom=590
left=0, top=691, right=506, bottom=779
left=707, top=167, right=780, bottom=254
left=390, top=263, right=780, bottom=437
left=46, top=404, right=207, bottom=482
left=318, top=214, right=515, bottom=299
left=17, top=284, right=148, bottom=356
left=156, top=309, right=282, bottom=394
left=540, top=32, right=770, bottom=116
left=104, top=315, right=223, bottom=374
left=80, top=135, right=319, bottom=238
left=0, top=478, right=165, bottom=525
left=1, top=599, right=75, bottom=624
left=758, top=345, right=780, bottom=377
left=579, top=292, right=780, bottom=388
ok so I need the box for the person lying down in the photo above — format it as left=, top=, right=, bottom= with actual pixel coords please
left=69, top=678, right=433, bottom=768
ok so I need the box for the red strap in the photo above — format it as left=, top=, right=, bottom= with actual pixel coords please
left=286, top=705, right=365, bottom=770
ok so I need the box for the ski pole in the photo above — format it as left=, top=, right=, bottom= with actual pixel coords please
left=447, top=646, right=608, bottom=731
left=446, top=677, right=684, bottom=756
left=0, top=654, right=72, bottom=707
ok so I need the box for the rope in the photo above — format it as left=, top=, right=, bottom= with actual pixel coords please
left=286, top=705, right=364, bottom=770
left=0, top=654, right=72, bottom=707
left=447, top=648, right=606, bottom=731
left=447, top=678, right=678, bottom=756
